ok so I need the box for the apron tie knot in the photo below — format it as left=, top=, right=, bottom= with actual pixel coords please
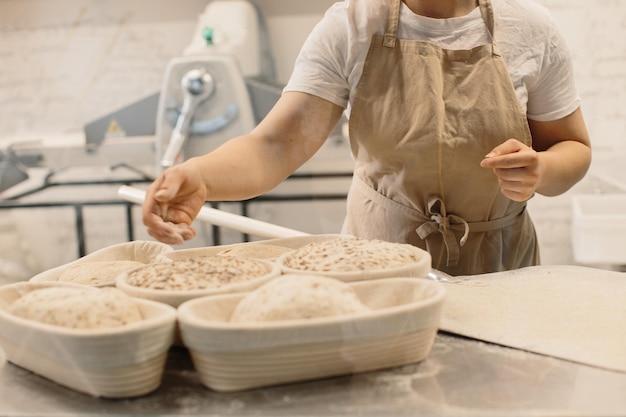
left=415, top=197, right=469, bottom=267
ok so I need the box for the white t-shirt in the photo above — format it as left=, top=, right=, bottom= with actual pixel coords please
left=284, top=0, right=580, bottom=122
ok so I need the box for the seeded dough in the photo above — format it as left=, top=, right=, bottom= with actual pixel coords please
left=125, top=257, right=272, bottom=291
left=217, top=243, right=293, bottom=260
left=7, top=287, right=143, bottom=329
left=280, top=236, right=424, bottom=272
left=57, top=260, right=144, bottom=286
left=230, top=274, right=371, bottom=322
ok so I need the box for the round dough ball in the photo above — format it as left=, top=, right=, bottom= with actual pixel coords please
left=280, top=236, right=425, bottom=272
left=125, top=256, right=272, bottom=291
left=8, top=286, right=143, bottom=329
left=58, top=260, right=144, bottom=286
left=230, top=274, right=370, bottom=323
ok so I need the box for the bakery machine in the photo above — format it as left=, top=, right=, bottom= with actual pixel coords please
left=156, top=0, right=274, bottom=172
left=0, top=0, right=280, bottom=197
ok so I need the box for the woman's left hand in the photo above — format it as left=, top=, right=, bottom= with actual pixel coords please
left=480, top=138, right=542, bottom=202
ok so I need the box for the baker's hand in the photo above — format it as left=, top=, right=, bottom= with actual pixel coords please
left=142, top=162, right=208, bottom=244
left=480, top=138, right=543, bottom=202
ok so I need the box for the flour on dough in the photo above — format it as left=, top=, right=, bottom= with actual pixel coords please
left=230, top=274, right=371, bottom=322
left=280, top=236, right=425, bottom=272
left=8, top=286, right=143, bottom=329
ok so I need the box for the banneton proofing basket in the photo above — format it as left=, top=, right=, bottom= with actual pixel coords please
left=177, top=277, right=446, bottom=392
left=30, top=240, right=174, bottom=287
left=276, top=236, right=432, bottom=282
left=0, top=281, right=177, bottom=398
left=155, top=234, right=344, bottom=263
left=115, top=258, right=281, bottom=308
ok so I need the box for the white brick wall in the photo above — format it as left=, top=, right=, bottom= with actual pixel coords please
left=527, top=0, right=626, bottom=269
left=535, top=0, right=626, bottom=153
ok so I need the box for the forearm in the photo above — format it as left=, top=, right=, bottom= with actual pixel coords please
left=185, top=91, right=344, bottom=202
left=535, top=140, right=591, bottom=196
left=186, top=133, right=301, bottom=201
left=481, top=108, right=591, bottom=202
left=530, top=107, right=592, bottom=197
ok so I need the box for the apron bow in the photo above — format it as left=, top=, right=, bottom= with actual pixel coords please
left=415, top=196, right=469, bottom=267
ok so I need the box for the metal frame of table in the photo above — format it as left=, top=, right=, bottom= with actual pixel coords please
left=0, top=167, right=351, bottom=257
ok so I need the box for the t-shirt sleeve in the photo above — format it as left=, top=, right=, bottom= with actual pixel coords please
left=525, top=18, right=580, bottom=122
left=283, top=4, right=351, bottom=109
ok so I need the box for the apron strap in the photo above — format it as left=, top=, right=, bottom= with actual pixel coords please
left=383, top=0, right=402, bottom=48
left=478, top=0, right=502, bottom=57
left=416, top=196, right=468, bottom=267
left=385, top=0, right=501, bottom=56
left=416, top=195, right=527, bottom=267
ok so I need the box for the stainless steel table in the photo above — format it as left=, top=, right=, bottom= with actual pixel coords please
left=1, top=332, right=625, bottom=417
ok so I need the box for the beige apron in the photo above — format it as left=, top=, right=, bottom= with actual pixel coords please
left=342, top=0, right=539, bottom=276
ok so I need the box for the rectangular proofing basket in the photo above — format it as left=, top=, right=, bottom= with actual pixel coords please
left=0, top=282, right=177, bottom=398
left=177, top=277, right=446, bottom=392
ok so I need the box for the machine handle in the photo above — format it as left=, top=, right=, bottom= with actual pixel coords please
left=160, top=68, right=216, bottom=169
left=160, top=130, right=186, bottom=168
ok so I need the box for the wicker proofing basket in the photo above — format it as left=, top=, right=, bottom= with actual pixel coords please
left=115, top=258, right=281, bottom=308
left=177, top=277, right=446, bottom=392
left=275, top=236, right=432, bottom=282
left=155, top=234, right=344, bottom=263
left=0, top=281, right=177, bottom=398
left=29, top=240, right=174, bottom=287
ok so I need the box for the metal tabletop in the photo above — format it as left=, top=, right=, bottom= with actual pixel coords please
left=1, top=332, right=625, bottom=417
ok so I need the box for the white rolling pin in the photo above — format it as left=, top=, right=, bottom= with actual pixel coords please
left=118, top=185, right=310, bottom=239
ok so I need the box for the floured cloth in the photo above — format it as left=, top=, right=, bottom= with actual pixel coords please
left=439, top=265, right=626, bottom=373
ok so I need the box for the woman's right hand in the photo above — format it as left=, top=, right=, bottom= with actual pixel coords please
left=142, top=160, right=207, bottom=244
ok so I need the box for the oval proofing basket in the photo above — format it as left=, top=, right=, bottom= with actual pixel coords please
left=29, top=240, right=174, bottom=287
left=0, top=282, right=177, bottom=398
left=177, top=277, right=446, bottom=392
left=276, top=239, right=432, bottom=282
left=116, top=258, right=281, bottom=308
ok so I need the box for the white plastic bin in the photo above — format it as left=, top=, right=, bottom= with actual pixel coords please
left=571, top=194, right=626, bottom=265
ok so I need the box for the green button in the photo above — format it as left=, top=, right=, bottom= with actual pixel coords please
left=202, top=27, right=214, bottom=45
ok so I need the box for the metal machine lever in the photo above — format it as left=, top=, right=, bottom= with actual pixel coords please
left=160, top=68, right=215, bottom=169
left=165, top=102, right=239, bottom=135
